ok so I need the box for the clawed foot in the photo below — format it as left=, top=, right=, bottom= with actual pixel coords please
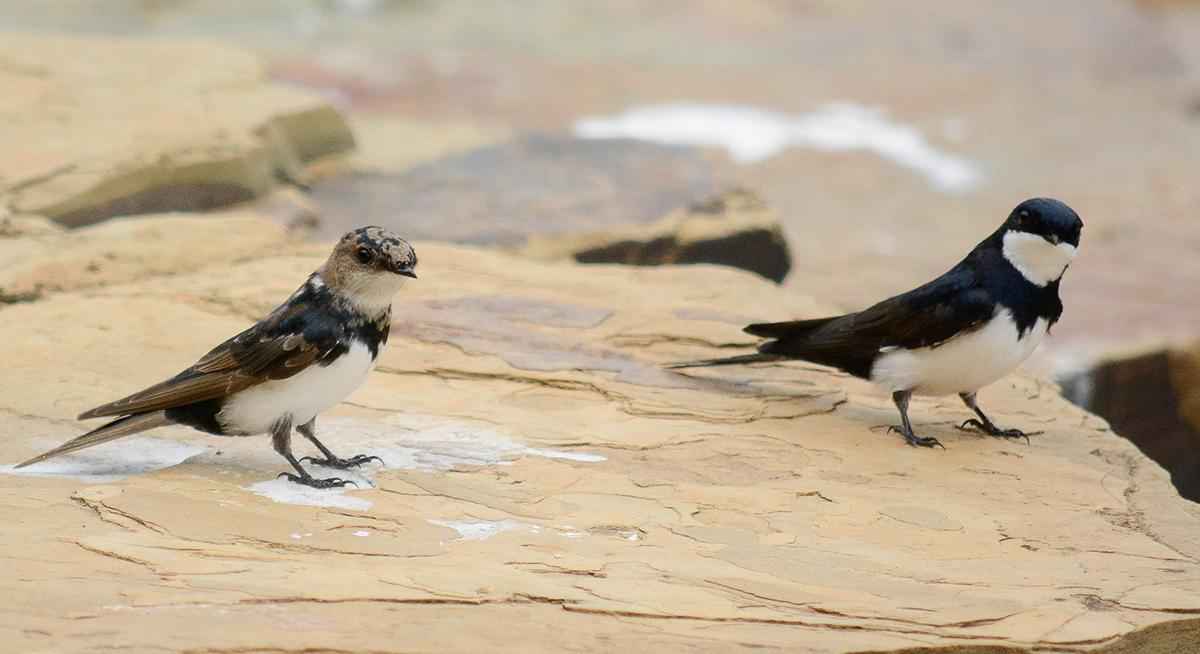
left=299, top=453, right=384, bottom=469
left=887, top=425, right=945, bottom=449
left=278, top=472, right=359, bottom=489
left=957, top=419, right=1040, bottom=444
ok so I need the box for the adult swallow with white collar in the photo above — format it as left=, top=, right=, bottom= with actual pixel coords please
left=669, top=198, right=1083, bottom=448
left=17, top=226, right=418, bottom=487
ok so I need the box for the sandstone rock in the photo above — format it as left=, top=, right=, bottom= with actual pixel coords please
left=519, top=188, right=792, bottom=282
left=0, top=35, right=354, bottom=228
left=0, top=211, right=63, bottom=238
left=255, top=186, right=322, bottom=232
left=0, top=209, right=290, bottom=299
left=1, top=214, right=1198, bottom=652
left=347, top=114, right=513, bottom=173
left=308, top=134, right=734, bottom=245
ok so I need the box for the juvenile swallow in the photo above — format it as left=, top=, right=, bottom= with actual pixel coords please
left=669, top=198, right=1083, bottom=448
left=17, top=227, right=418, bottom=487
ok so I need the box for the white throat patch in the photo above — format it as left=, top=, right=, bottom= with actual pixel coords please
left=1002, top=231, right=1076, bottom=286
left=343, top=275, right=407, bottom=314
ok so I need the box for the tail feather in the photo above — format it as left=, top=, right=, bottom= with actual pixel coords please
left=669, top=316, right=838, bottom=370
left=15, top=411, right=170, bottom=469
left=665, top=353, right=784, bottom=370
left=744, top=316, right=835, bottom=338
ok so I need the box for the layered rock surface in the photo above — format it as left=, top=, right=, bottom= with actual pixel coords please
left=0, top=35, right=354, bottom=228
left=2, top=213, right=1199, bottom=653
left=0, top=21, right=1198, bottom=654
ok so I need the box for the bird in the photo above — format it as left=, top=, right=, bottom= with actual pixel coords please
left=668, top=198, right=1083, bottom=448
left=16, top=226, right=418, bottom=487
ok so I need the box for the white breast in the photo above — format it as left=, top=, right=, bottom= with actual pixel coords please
left=869, top=309, right=1047, bottom=396
left=219, top=342, right=377, bottom=435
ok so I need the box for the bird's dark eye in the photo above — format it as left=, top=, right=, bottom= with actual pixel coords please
left=355, top=248, right=372, bottom=264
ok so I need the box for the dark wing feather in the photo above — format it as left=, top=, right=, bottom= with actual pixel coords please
left=757, top=265, right=995, bottom=378
left=79, top=301, right=337, bottom=420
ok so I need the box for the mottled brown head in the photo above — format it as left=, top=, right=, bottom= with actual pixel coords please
left=339, top=226, right=418, bottom=277
left=321, top=226, right=418, bottom=312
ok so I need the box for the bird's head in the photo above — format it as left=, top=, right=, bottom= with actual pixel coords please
left=1000, top=198, right=1083, bottom=286
left=321, top=226, right=418, bottom=313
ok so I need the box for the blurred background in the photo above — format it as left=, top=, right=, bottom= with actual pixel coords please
left=2, top=0, right=1198, bottom=499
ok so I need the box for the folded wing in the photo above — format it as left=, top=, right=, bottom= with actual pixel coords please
left=78, top=302, right=339, bottom=420
left=752, top=266, right=995, bottom=378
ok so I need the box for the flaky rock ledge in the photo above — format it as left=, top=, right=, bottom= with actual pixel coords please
left=1, top=212, right=1198, bottom=653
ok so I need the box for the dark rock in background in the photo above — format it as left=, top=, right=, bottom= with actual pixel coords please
left=520, top=188, right=792, bottom=283
left=1064, top=343, right=1200, bottom=503
left=308, top=134, right=733, bottom=246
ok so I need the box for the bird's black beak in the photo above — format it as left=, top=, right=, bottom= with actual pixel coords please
left=397, top=269, right=418, bottom=279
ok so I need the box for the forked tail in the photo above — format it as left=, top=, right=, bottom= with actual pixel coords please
left=666, top=316, right=837, bottom=370
left=15, top=411, right=170, bottom=468
left=664, top=352, right=784, bottom=369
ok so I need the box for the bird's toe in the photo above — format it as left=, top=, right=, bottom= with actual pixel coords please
left=278, top=472, right=359, bottom=489
left=907, top=434, right=945, bottom=449
left=957, top=418, right=986, bottom=432
left=299, top=454, right=383, bottom=469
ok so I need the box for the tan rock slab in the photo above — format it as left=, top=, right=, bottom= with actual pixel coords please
left=347, top=113, right=513, bottom=174
left=0, top=214, right=1198, bottom=652
left=0, top=34, right=354, bottom=227
left=0, top=211, right=63, bottom=238
left=0, top=209, right=291, bottom=299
